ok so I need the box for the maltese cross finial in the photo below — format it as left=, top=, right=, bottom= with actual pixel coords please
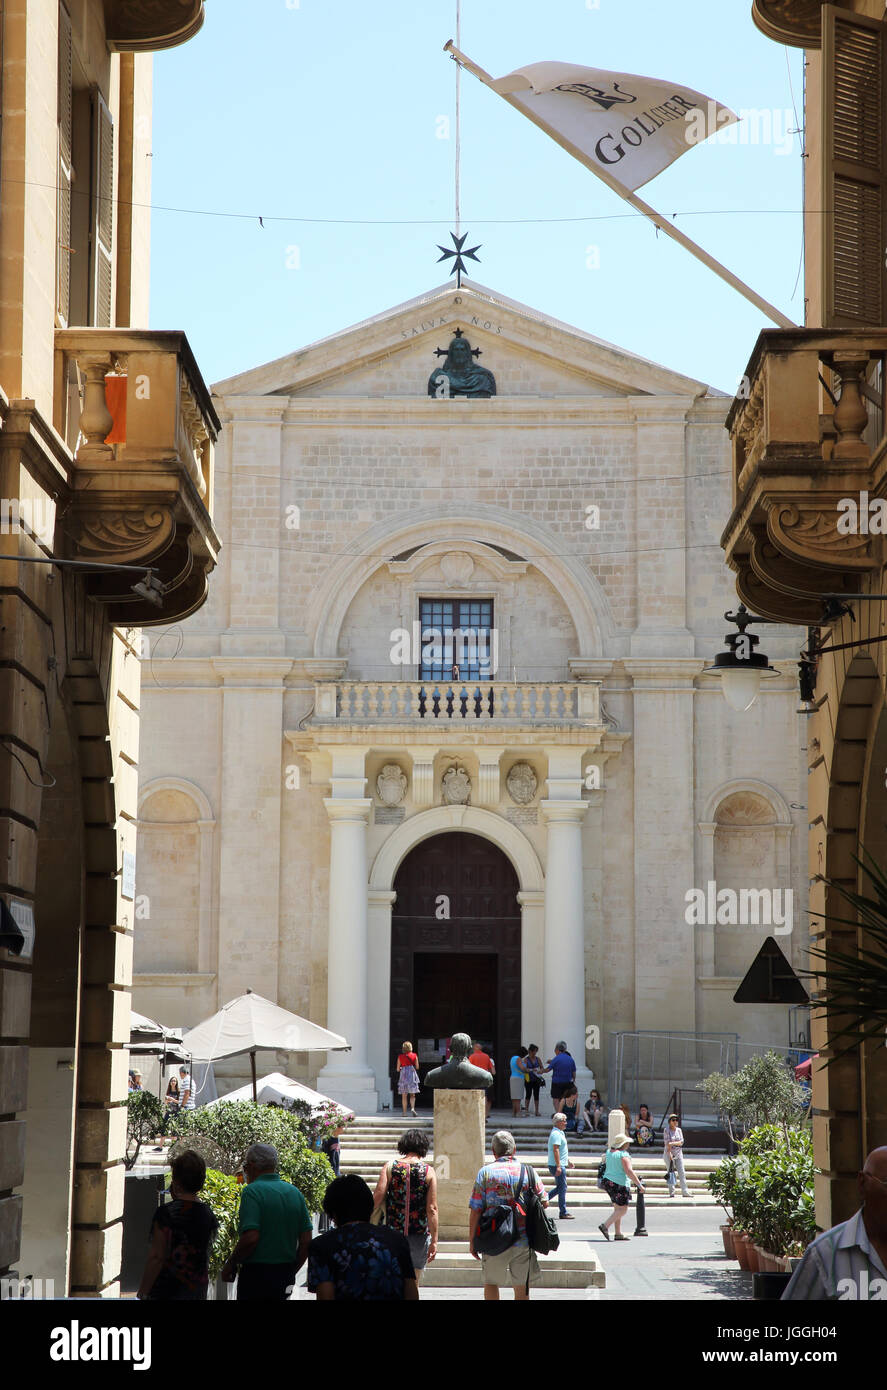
left=436, top=231, right=481, bottom=288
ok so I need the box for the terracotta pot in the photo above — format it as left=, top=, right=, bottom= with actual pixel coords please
left=756, top=1247, right=776, bottom=1272
left=734, top=1232, right=751, bottom=1271
left=720, top=1224, right=735, bottom=1259
left=746, top=1241, right=761, bottom=1273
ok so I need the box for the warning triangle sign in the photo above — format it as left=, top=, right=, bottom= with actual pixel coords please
left=733, top=936, right=809, bottom=1004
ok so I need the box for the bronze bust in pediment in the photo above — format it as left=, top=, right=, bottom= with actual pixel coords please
left=428, top=332, right=496, bottom=399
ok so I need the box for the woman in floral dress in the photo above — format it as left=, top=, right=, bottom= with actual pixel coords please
left=372, top=1129, right=438, bottom=1279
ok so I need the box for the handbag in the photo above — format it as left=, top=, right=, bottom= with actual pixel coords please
left=519, top=1165, right=559, bottom=1255
left=597, top=1155, right=607, bottom=1189
left=370, top=1160, right=393, bottom=1226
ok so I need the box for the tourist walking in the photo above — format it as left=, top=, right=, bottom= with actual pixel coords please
left=782, top=1146, right=887, bottom=1300
left=469, top=1130, right=548, bottom=1300
left=396, top=1040, right=420, bottom=1116
left=128, top=1070, right=142, bottom=1092
left=510, top=1046, right=529, bottom=1118
left=598, top=1135, right=645, bottom=1241
left=158, top=1073, right=181, bottom=1139
left=560, top=1084, right=586, bottom=1135
left=137, top=1150, right=218, bottom=1301
left=372, top=1129, right=438, bottom=1280
left=548, top=1112, right=575, bottom=1220
left=664, top=1114, right=691, bottom=1198
left=308, top=1175, right=418, bottom=1300
left=178, top=1065, right=195, bottom=1111
left=585, top=1089, right=606, bottom=1132
left=546, top=1041, right=576, bottom=1113
left=469, top=1041, right=495, bottom=1114
left=221, top=1143, right=312, bottom=1300
left=634, top=1104, right=656, bottom=1147
left=523, top=1044, right=545, bottom=1115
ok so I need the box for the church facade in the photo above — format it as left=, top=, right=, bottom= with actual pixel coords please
left=134, top=281, right=807, bottom=1112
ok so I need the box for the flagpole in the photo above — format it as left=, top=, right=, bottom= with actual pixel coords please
left=444, top=41, right=797, bottom=329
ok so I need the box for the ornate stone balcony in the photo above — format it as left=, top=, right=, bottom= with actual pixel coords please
left=722, top=328, right=887, bottom=624
left=752, top=1, right=826, bottom=48
left=312, top=680, right=601, bottom=731
left=103, top=1, right=205, bottom=52
left=53, top=328, right=220, bottom=625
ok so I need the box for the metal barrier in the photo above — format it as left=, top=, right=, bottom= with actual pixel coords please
left=607, top=1031, right=812, bottom=1125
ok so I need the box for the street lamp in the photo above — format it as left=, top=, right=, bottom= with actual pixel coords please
left=703, top=605, right=781, bottom=711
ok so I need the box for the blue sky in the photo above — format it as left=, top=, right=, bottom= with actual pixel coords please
left=149, top=0, right=803, bottom=393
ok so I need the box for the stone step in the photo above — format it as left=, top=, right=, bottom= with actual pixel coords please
left=421, top=1242, right=605, bottom=1288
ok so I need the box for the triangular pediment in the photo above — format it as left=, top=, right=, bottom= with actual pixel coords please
left=212, top=280, right=721, bottom=401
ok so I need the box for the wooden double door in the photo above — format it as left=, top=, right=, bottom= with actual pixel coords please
left=390, top=832, right=521, bottom=1109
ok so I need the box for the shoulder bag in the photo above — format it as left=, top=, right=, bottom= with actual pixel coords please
left=519, top=1164, right=559, bottom=1255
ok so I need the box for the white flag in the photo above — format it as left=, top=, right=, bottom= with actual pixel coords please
left=489, top=62, right=737, bottom=192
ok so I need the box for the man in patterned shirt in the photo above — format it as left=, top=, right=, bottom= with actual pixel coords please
left=782, top=1146, right=887, bottom=1300
left=469, top=1130, right=548, bottom=1300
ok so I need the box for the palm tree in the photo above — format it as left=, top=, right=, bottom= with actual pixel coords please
left=805, top=847, right=887, bottom=1060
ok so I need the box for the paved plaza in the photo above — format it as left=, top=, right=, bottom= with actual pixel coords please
left=284, top=1206, right=753, bottom=1302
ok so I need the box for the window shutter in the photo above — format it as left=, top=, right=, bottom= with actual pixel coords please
left=89, top=89, right=114, bottom=327
left=822, top=5, right=887, bottom=327
left=56, top=3, right=73, bottom=325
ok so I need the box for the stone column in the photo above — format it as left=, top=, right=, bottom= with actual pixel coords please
left=697, top=821, right=717, bottom=980
left=630, top=401, right=694, bottom=657
left=475, top=747, right=505, bottom=807
left=517, top=890, right=545, bottom=1048
left=317, top=746, right=377, bottom=1112
left=540, top=751, right=592, bottom=1092
left=624, top=661, right=702, bottom=1032
left=213, top=660, right=292, bottom=1007
left=367, top=888, right=396, bottom=1109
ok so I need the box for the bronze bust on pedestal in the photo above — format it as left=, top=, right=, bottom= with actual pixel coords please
left=425, top=1032, right=493, bottom=1090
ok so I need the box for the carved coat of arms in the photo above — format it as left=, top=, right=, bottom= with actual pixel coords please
left=442, top=765, right=472, bottom=805
left=506, top=762, right=538, bottom=805
left=376, top=763, right=408, bottom=807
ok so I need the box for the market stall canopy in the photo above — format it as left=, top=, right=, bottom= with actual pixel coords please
left=181, top=991, right=350, bottom=1061
left=205, top=1071, right=353, bottom=1120
left=128, top=1010, right=187, bottom=1061
left=794, top=1055, right=820, bottom=1078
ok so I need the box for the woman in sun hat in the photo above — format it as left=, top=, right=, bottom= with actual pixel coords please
left=598, top=1134, right=645, bottom=1242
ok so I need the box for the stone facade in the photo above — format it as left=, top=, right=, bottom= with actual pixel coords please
left=136, top=281, right=807, bottom=1112
left=0, top=1, right=215, bottom=1294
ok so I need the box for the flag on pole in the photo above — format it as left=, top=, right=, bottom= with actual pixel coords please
left=488, top=62, right=737, bottom=193
left=445, top=44, right=795, bottom=328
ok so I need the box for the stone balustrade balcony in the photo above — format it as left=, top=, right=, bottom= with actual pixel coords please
left=52, top=328, right=221, bottom=626
left=313, top=680, right=601, bottom=730
left=103, top=1, right=206, bottom=52
left=722, top=327, right=887, bottom=625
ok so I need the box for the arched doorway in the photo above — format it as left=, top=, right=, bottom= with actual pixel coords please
left=390, top=832, right=521, bottom=1108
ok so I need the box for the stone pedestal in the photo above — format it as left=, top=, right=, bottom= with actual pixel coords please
left=433, top=1089, right=486, bottom=1240
left=607, top=1108, right=626, bottom=1146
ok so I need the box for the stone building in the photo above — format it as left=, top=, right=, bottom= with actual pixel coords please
left=0, top=0, right=215, bottom=1295
left=724, top=0, right=887, bottom=1227
left=135, top=279, right=807, bottom=1115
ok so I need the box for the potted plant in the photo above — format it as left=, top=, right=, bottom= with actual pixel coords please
left=707, top=1156, right=738, bottom=1257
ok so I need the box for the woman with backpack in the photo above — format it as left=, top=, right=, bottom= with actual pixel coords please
left=597, top=1134, right=645, bottom=1242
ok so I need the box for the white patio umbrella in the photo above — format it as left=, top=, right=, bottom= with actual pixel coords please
left=205, top=1071, right=354, bottom=1120
left=181, top=989, right=350, bottom=1101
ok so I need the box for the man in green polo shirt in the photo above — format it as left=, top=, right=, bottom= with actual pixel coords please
left=221, top=1142, right=313, bottom=1301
